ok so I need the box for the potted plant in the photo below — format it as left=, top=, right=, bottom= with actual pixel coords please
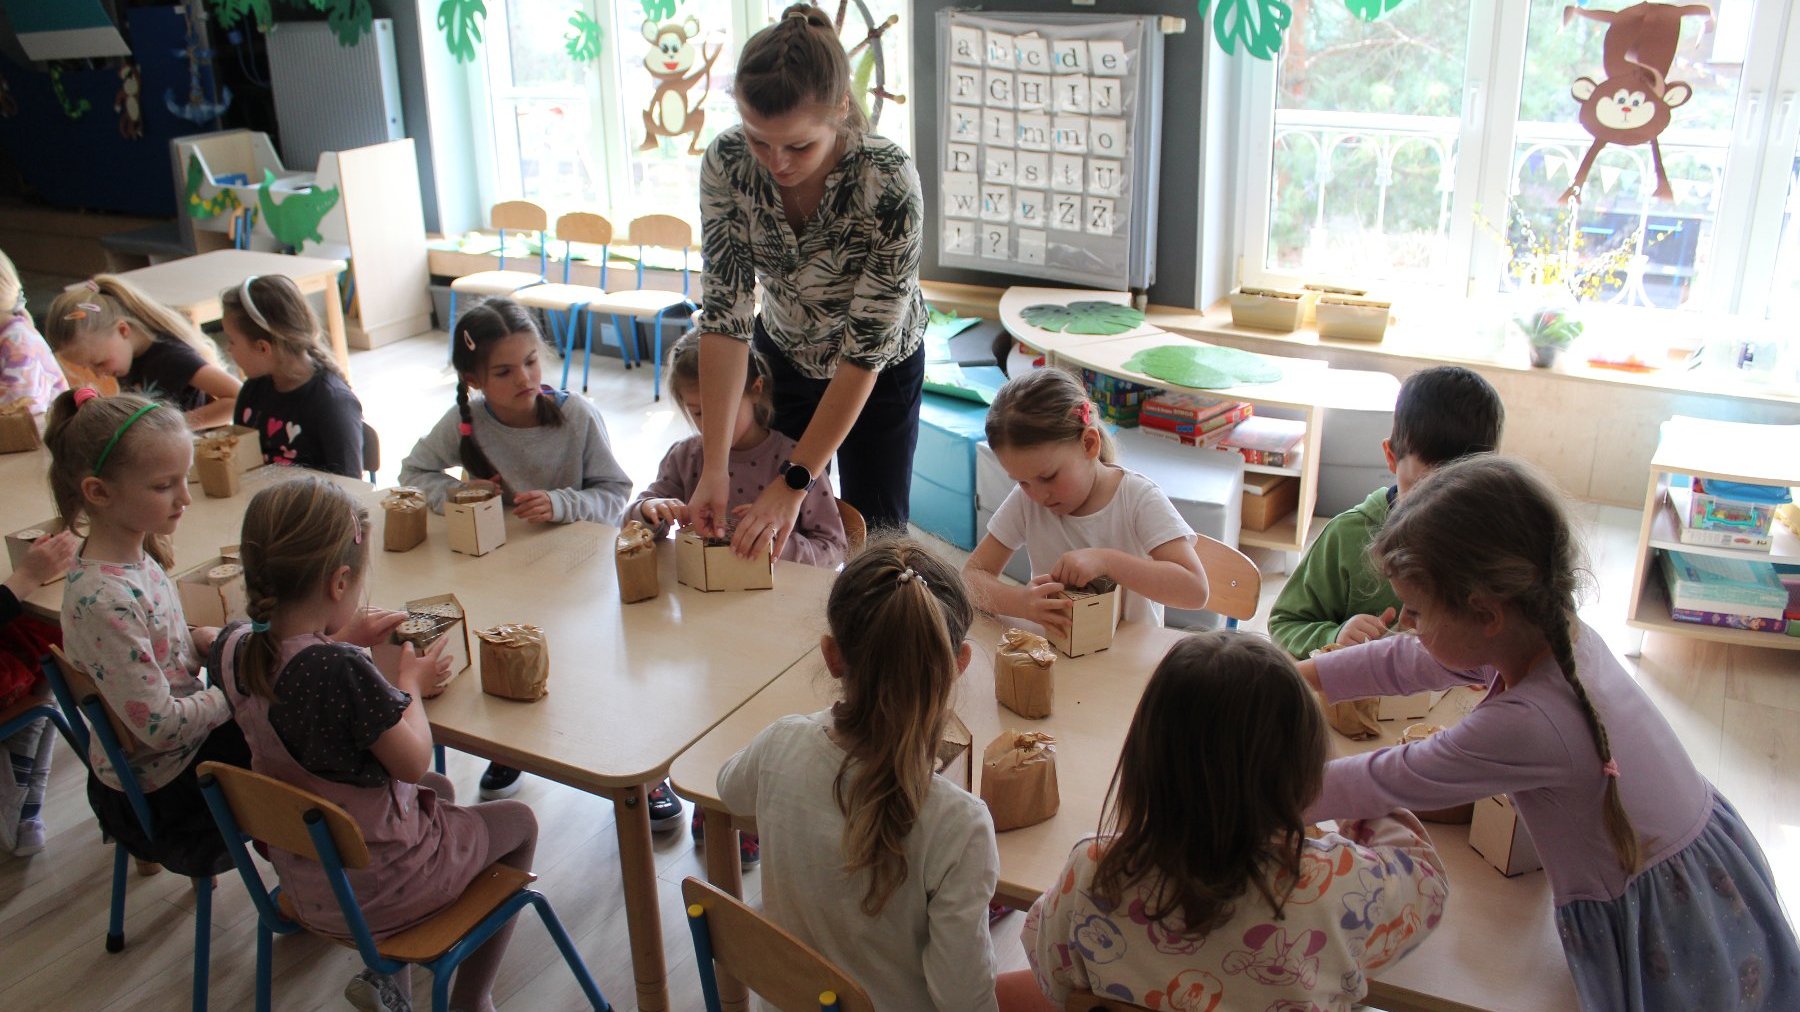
left=1492, top=203, right=1649, bottom=368
left=1516, top=307, right=1582, bottom=368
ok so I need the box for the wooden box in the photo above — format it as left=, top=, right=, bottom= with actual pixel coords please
left=175, top=557, right=249, bottom=628
left=1227, top=287, right=1306, bottom=332
left=6, top=518, right=67, bottom=584
left=1241, top=475, right=1299, bottom=532
left=1299, top=282, right=1367, bottom=326
left=196, top=425, right=263, bottom=475
left=615, top=521, right=660, bottom=603
left=1315, top=296, right=1392, bottom=342
left=446, top=488, right=505, bottom=557
left=675, top=528, right=773, bottom=592
left=1469, top=794, right=1541, bottom=877
left=390, top=594, right=472, bottom=698
left=381, top=487, right=428, bottom=552
left=1378, top=689, right=1446, bottom=722
left=0, top=402, right=41, bottom=453
left=934, top=713, right=973, bottom=792
left=1046, top=580, right=1120, bottom=658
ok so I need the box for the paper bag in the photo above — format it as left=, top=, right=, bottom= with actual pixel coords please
left=0, top=399, right=40, bottom=453
left=1396, top=724, right=1474, bottom=824
left=995, top=628, right=1055, bottom=719
left=446, top=485, right=505, bottom=556
left=616, top=520, right=660, bottom=603
left=393, top=595, right=470, bottom=698
left=382, top=487, right=427, bottom=552
left=934, top=713, right=973, bottom=791
left=1311, top=643, right=1381, bottom=740
left=194, top=438, right=242, bottom=498
left=478, top=623, right=550, bottom=702
left=979, top=731, right=1060, bottom=832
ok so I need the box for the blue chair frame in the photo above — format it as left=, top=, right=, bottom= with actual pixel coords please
left=196, top=765, right=611, bottom=1012
left=41, top=654, right=216, bottom=1012
left=445, top=224, right=550, bottom=359
left=544, top=236, right=618, bottom=393
left=608, top=242, right=697, bottom=403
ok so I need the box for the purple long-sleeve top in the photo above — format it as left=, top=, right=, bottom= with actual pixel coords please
left=1305, top=622, right=1712, bottom=905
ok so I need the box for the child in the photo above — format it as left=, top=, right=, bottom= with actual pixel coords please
left=46, top=389, right=250, bottom=877
left=717, top=537, right=1000, bottom=1010
left=43, top=275, right=240, bottom=429
left=963, top=367, right=1209, bottom=637
left=221, top=274, right=365, bottom=478
left=0, top=528, right=78, bottom=855
left=1000, top=631, right=1445, bottom=1011
left=1270, top=365, right=1502, bottom=658
left=1300, top=456, right=1800, bottom=1010
left=219, top=476, right=531, bottom=1012
left=400, top=296, right=630, bottom=800
left=0, top=246, right=69, bottom=412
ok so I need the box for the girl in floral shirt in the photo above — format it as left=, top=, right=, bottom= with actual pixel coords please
left=48, top=389, right=248, bottom=877
left=999, top=632, right=1445, bottom=1011
left=0, top=246, right=69, bottom=413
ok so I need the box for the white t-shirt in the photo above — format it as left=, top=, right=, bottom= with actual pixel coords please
left=986, top=466, right=1195, bottom=626
left=717, top=710, right=1000, bottom=1012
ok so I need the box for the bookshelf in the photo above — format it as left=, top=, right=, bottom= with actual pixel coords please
left=1625, top=416, right=1800, bottom=651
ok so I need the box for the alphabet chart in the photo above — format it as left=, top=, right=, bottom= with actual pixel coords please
left=935, top=12, right=1165, bottom=290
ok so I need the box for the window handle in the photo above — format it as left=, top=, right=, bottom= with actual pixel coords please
left=1740, top=91, right=1764, bottom=145
left=1780, top=91, right=1798, bottom=138
left=1464, top=82, right=1483, bottom=133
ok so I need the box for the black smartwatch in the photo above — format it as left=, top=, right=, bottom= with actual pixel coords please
left=779, top=459, right=816, bottom=492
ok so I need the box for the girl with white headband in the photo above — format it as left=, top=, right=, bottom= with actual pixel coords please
left=222, top=274, right=366, bottom=478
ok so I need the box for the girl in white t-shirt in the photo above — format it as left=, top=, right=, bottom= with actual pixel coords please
left=716, top=537, right=999, bottom=1011
left=964, top=367, right=1210, bottom=637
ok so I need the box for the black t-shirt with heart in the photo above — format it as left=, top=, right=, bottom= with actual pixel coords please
left=232, top=367, right=365, bottom=478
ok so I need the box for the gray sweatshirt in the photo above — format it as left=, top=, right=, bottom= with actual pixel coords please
left=398, top=390, right=632, bottom=524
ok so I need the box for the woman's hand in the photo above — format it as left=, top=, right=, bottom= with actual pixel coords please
left=731, top=484, right=804, bottom=559
left=513, top=490, right=556, bottom=524
left=1025, top=575, right=1073, bottom=638
left=1049, top=548, right=1110, bottom=590
left=686, top=468, right=732, bottom=540
left=337, top=608, right=405, bottom=649
left=638, top=498, right=690, bottom=528
left=395, top=638, right=449, bottom=697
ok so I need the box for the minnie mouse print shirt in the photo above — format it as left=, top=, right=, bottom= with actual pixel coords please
left=232, top=367, right=365, bottom=478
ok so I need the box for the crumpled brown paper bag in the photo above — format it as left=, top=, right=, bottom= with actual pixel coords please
left=995, top=628, right=1055, bottom=719
left=615, top=520, right=659, bottom=604
left=979, top=731, right=1060, bottom=832
left=478, top=623, right=549, bottom=701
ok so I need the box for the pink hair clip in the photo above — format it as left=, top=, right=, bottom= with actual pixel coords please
left=1074, top=401, right=1095, bottom=426
left=82, top=280, right=100, bottom=292
left=72, top=387, right=100, bottom=408
left=457, top=422, right=473, bottom=436
left=461, top=330, right=476, bottom=351
left=1601, top=759, right=1621, bottom=779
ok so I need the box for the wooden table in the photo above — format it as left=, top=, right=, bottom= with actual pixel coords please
left=669, top=617, right=1579, bottom=1012
left=101, top=250, right=352, bottom=376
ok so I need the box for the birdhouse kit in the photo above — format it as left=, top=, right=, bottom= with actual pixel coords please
left=934, top=713, right=974, bottom=792
left=0, top=400, right=40, bottom=453
left=391, top=595, right=472, bottom=698
left=675, top=528, right=773, bottom=592
left=381, top=487, right=428, bottom=552
left=979, top=731, right=1060, bottom=832
left=175, top=557, right=249, bottom=628
left=1378, top=689, right=1448, bottom=722
left=446, top=486, right=505, bottom=557
left=1469, top=794, right=1542, bottom=878
left=193, top=425, right=263, bottom=498
left=616, top=521, right=660, bottom=603
left=994, top=628, right=1055, bottom=719
left=6, top=518, right=67, bottom=584
left=1046, top=579, right=1120, bottom=658
left=478, top=624, right=551, bottom=702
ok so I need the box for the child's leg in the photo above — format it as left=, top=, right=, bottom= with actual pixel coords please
left=994, top=969, right=1060, bottom=1012
left=448, top=800, right=538, bottom=1011
left=20, top=716, right=53, bottom=825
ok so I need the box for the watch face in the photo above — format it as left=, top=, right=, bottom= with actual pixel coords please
left=785, top=463, right=811, bottom=491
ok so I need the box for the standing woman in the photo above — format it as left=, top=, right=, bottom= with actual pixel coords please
left=688, top=3, right=926, bottom=554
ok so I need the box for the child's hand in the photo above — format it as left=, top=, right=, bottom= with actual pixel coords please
left=639, top=498, right=689, bottom=527
left=337, top=608, right=405, bottom=648
left=1049, top=548, right=1109, bottom=590
left=15, top=529, right=77, bottom=586
left=396, top=637, right=449, bottom=696
left=1026, top=575, right=1073, bottom=637
left=190, top=625, right=221, bottom=656
left=1336, top=608, right=1397, bottom=647
left=513, top=490, right=556, bottom=523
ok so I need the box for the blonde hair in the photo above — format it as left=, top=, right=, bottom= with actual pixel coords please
left=826, top=537, right=973, bottom=915
left=1371, top=455, right=1641, bottom=874
left=43, top=274, right=221, bottom=366
left=666, top=330, right=771, bottom=430
left=43, top=389, right=188, bottom=570
left=237, top=477, right=371, bottom=700
left=220, top=275, right=341, bottom=379
left=986, top=367, right=1116, bottom=464
left=0, top=246, right=20, bottom=314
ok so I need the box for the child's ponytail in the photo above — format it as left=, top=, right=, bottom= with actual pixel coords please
left=44, top=388, right=185, bottom=569
left=44, top=275, right=220, bottom=366
left=450, top=298, right=561, bottom=485
left=826, top=537, right=973, bottom=915
left=986, top=366, right=1116, bottom=464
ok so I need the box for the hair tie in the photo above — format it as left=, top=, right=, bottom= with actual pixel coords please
left=458, top=422, right=474, bottom=436
left=82, top=280, right=99, bottom=292
left=249, top=619, right=271, bottom=633
left=91, top=403, right=158, bottom=477
left=897, top=567, right=923, bottom=586
left=461, top=329, right=476, bottom=351
left=786, top=9, right=810, bottom=20
left=1074, top=401, right=1095, bottom=426
left=1601, top=759, right=1620, bottom=779
left=238, top=276, right=273, bottom=332
left=72, top=387, right=99, bottom=408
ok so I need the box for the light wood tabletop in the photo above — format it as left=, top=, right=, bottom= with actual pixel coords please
left=669, top=615, right=1579, bottom=1012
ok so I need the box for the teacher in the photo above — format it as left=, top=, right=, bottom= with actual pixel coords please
left=688, top=3, right=926, bottom=557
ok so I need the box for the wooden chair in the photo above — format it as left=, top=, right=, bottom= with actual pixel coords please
left=513, top=212, right=630, bottom=391
left=360, top=421, right=380, bottom=484
left=836, top=499, right=866, bottom=555
left=196, top=762, right=611, bottom=1012
left=681, top=876, right=874, bottom=1012
left=446, top=200, right=550, bottom=356
left=41, top=647, right=216, bottom=1012
left=1193, top=536, right=1262, bottom=628
left=582, top=214, right=699, bottom=401
left=1065, top=990, right=1153, bottom=1012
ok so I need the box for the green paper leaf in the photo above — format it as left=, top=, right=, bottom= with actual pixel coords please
left=851, top=48, right=876, bottom=122
left=1020, top=301, right=1146, bottom=336
left=324, top=0, right=374, bottom=45
left=565, top=9, right=604, bottom=61
left=438, top=0, right=487, bottom=64
left=208, top=0, right=274, bottom=30
left=641, top=0, right=676, bottom=21
left=1205, top=0, right=1292, bottom=61
left=1123, top=344, right=1283, bottom=388
left=1344, top=0, right=1409, bottom=22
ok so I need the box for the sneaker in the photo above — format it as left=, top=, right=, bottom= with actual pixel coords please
left=344, top=968, right=412, bottom=1012
left=647, top=779, right=683, bottom=832
left=478, top=763, right=523, bottom=800
left=740, top=832, right=760, bottom=871
left=13, top=819, right=45, bottom=856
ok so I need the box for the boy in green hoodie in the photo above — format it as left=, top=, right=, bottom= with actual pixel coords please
left=1269, top=366, right=1504, bottom=657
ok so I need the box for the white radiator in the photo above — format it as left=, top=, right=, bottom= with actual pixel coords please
left=266, top=19, right=404, bottom=170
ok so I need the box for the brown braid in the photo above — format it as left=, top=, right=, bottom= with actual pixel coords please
left=1536, top=599, right=1641, bottom=873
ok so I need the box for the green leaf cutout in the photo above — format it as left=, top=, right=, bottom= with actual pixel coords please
left=438, top=0, right=487, bottom=63
left=851, top=48, right=877, bottom=122
left=565, top=9, right=604, bottom=61
left=1344, top=0, right=1409, bottom=21
left=208, top=0, right=274, bottom=30
left=324, top=0, right=374, bottom=45
left=1123, top=344, right=1283, bottom=388
left=1205, top=0, right=1292, bottom=61
left=640, top=0, right=677, bottom=21
left=1019, top=301, right=1146, bottom=336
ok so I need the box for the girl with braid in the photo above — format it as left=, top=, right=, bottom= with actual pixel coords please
left=399, top=296, right=630, bottom=799
left=1297, top=456, right=1799, bottom=1011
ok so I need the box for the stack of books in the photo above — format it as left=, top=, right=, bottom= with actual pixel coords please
left=1138, top=393, right=1253, bottom=447
left=1658, top=550, right=1791, bottom=633
left=1219, top=416, right=1306, bottom=468
left=1078, top=369, right=1155, bottom=428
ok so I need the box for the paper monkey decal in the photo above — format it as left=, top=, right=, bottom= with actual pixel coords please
left=1561, top=2, right=1714, bottom=204
left=115, top=63, right=144, bottom=140
left=640, top=17, right=724, bottom=156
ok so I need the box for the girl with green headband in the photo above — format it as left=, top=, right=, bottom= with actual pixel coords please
left=43, top=387, right=251, bottom=878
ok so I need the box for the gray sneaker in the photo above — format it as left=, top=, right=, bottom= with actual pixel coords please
left=13, top=819, right=45, bottom=856
left=344, top=968, right=411, bottom=1012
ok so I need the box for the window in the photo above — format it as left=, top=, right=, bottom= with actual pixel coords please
left=1239, top=0, right=1800, bottom=330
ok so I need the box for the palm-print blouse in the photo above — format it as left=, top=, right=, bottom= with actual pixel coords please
left=695, top=126, right=926, bottom=380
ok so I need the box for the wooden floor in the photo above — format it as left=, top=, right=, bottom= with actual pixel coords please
left=1, top=329, right=1794, bottom=1011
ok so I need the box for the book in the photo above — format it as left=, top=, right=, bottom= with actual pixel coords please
left=1140, top=403, right=1253, bottom=436
left=1658, top=551, right=1788, bottom=615
left=1668, top=608, right=1788, bottom=634
left=1140, top=393, right=1247, bottom=424
left=1141, top=425, right=1234, bottom=449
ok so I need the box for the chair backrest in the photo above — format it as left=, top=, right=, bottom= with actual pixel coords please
left=489, top=200, right=548, bottom=232
left=1192, top=536, right=1261, bottom=622
left=554, top=211, right=614, bottom=246
left=49, top=645, right=136, bottom=758
left=361, top=421, right=381, bottom=481
left=627, top=214, right=692, bottom=249
left=835, top=499, right=866, bottom=555
left=681, top=877, right=875, bottom=1012
left=1065, top=991, right=1153, bottom=1012
left=197, top=761, right=372, bottom=869
left=46, top=646, right=159, bottom=840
